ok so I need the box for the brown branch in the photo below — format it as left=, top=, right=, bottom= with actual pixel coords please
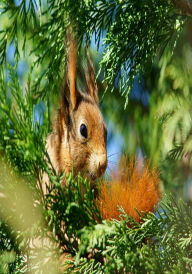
left=172, top=0, right=192, bottom=16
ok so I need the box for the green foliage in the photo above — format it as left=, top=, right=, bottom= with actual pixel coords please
left=0, top=65, right=49, bottom=177
left=0, top=0, right=185, bottom=103
left=0, top=0, right=40, bottom=63
left=156, top=43, right=192, bottom=161
left=98, top=0, right=184, bottom=106
left=69, top=198, right=192, bottom=273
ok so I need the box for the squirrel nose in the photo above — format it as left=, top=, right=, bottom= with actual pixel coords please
left=98, top=155, right=107, bottom=176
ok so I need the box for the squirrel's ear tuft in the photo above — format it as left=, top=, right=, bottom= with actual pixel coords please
left=67, top=33, right=78, bottom=110
left=57, top=82, right=70, bottom=136
left=58, top=32, right=80, bottom=134
left=85, top=50, right=99, bottom=104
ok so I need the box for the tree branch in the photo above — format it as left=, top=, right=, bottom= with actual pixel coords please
left=172, top=0, right=192, bottom=16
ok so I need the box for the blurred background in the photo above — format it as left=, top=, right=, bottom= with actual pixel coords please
left=1, top=1, right=192, bottom=272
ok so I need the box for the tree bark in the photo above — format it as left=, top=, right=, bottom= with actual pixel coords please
left=172, top=0, right=192, bottom=16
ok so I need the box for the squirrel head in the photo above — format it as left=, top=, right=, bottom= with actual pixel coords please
left=51, top=37, right=107, bottom=181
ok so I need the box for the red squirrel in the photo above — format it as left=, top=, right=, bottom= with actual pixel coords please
left=43, top=33, right=159, bottom=223
left=42, top=34, right=107, bottom=193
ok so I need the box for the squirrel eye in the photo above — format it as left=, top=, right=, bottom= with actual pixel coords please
left=80, top=124, right=88, bottom=138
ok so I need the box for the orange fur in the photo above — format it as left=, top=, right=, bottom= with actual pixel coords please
left=67, top=34, right=77, bottom=110
left=98, top=159, right=160, bottom=223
